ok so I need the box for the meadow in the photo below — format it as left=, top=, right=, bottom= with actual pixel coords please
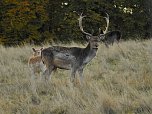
left=0, top=40, right=152, bottom=114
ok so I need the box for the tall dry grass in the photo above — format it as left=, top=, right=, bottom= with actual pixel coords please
left=0, top=40, right=152, bottom=114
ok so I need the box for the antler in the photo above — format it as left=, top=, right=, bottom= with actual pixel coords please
left=74, top=11, right=109, bottom=36
left=78, top=13, right=92, bottom=36
left=100, top=13, right=109, bottom=35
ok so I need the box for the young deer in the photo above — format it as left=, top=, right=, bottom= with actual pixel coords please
left=41, top=12, right=121, bottom=83
left=28, top=48, right=46, bottom=78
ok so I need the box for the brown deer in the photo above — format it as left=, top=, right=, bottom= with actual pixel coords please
left=41, top=12, right=121, bottom=83
left=28, top=48, right=46, bottom=78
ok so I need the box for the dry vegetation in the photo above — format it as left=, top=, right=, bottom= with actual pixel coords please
left=0, top=40, right=152, bottom=114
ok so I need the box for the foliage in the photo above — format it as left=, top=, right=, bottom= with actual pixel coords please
left=0, top=0, right=151, bottom=45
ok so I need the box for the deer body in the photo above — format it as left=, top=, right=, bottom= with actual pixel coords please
left=28, top=56, right=45, bottom=75
left=43, top=43, right=97, bottom=68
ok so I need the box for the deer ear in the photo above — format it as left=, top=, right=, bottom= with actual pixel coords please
left=32, top=48, right=36, bottom=52
left=40, top=47, right=43, bottom=50
left=99, top=34, right=105, bottom=41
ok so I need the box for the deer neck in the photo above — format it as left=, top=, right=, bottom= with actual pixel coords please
left=82, top=43, right=98, bottom=64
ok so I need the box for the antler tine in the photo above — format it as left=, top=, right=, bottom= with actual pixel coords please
left=73, top=11, right=84, bottom=17
left=73, top=11, right=80, bottom=16
left=78, top=12, right=92, bottom=36
left=99, top=28, right=102, bottom=34
left=102, top=13, right=110, bottom=34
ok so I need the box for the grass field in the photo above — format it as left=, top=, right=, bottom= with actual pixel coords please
left=0, top=40, right=152, bottom=114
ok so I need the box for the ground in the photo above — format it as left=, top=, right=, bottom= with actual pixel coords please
left=0, top=40, right=152, bottom=114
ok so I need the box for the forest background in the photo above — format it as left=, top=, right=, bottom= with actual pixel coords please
left=0, top=0, right=152, bottom=46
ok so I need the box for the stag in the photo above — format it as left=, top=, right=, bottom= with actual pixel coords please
left=41, top=12, right=121, bottom=83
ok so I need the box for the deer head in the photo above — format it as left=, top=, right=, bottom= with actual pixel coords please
left=78, top=12, right=110, bottom=49
left=32, top=48, right=43, bottom=56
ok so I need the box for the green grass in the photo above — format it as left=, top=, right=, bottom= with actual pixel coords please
left=0, top=40, right=152, bottom=114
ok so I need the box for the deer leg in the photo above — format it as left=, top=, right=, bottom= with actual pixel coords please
left=43, top=66, right=54, bottom=82
left=42, top=69, right=49, bottom=81
left=39, top=61, right=46, bottom=81
left=105, top=42, right=109, bottom=48
left=29, top=66, right=37, bottom=94
left=41, top=54, right=54, bottom=82
left=48, top=66, right=54, bottom=81
left=78, top=68, right=84, bottom=84
left=29, top=65, right=37, bottom=81
left=40, top=61, right=46, bottom=72
left=70, top=68, right=77, bottom=83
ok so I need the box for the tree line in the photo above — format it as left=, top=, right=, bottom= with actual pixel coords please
left=0, top=0, right=151, bottom=46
